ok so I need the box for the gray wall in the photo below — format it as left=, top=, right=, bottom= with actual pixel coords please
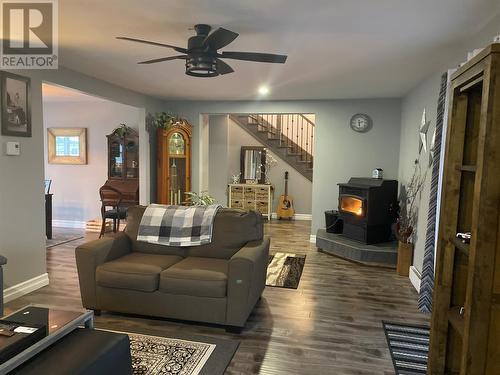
left=167, top=99, right=402, bottom=233
left=208, top=115, right=230, bottom=204
left=0, top=66, right=168, bottom=290
left=397, top=16, right=500, bottom=273
left=398, top=74, right=441, bottom=272
left=43, top=100, right=141, bottom=224
left=0, top=72, right=46, bottom=288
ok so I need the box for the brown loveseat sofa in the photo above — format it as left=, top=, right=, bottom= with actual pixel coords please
left=75, top=206, right=270, bottom=330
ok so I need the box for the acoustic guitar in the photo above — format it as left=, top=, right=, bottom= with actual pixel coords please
left=276, top=171, right=295, bottom=220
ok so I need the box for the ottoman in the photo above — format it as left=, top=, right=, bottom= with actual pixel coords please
left=12, top=328, right=131, bottom=375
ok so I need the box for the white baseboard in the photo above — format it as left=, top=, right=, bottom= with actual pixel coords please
left=52, top=220, right=86, bottom=229
left=271, top=213, right=312, bottom=220
left=409, top=266, right=422, bottom=293
left=294, top=213, right=312, bottom=220
left=309, top=234, right=316, bottom=243
left=4, top=273, right=49, bottom=303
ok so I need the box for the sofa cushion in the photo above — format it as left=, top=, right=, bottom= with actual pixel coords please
left=186, top=209, right=263, bottom=259
left=159, top=257, right=228, bottom=298
left=126, top=206, right=263, bottom=259
left=96, top=253, right=182, bottom=292
left=125, top=206, right=185, bottom=257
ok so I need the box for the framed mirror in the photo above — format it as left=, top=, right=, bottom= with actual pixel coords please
left=240, top=146, right=266, bottom=184
left=47, top=127, right=87, bottom=164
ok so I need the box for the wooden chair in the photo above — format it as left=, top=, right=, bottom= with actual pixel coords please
left=99, top=185, right=127, bottom=238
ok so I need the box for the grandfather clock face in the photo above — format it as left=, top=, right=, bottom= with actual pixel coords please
left=169, top=132, right=185, bottom=155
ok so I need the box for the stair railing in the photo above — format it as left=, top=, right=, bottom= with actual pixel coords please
left=246, top=113, right=314, bottom=164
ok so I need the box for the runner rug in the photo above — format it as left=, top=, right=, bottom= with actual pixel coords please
left=382, top=321, right=430, bottom=375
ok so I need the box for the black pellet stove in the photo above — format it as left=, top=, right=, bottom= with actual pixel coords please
left=337, top=177, right=398, bottom=244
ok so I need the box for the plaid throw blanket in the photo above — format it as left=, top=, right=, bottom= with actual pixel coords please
left=137, top=204, right=221, bottom=247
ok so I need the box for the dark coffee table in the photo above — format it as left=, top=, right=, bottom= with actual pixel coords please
left=0, top=304, right=93, bottom=373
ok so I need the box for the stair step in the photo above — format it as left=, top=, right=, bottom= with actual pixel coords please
left=257, top=130, right=278, bottom=135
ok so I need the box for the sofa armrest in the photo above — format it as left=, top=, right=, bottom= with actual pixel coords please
left=226, top=236, right=270, bottom=327
left=75, top=233, right=131, bottom=309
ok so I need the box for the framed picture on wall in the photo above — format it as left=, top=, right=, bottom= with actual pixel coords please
left=1, top=72, right=31, bottom=137
left=47, top=127, right=88, bottom=164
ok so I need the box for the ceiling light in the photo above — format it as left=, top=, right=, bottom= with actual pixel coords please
left=258, top=86, right=270, bottom=95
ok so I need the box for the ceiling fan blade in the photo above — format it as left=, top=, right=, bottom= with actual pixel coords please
left=220, top=51, right=287, bottom=63
left=203, top=28, right=239, bottom=50
left=116, top=37, right=187, bottom=53
left=216, top=58, right=234, bottom=75
left=138, top=55, right=188, bottom=64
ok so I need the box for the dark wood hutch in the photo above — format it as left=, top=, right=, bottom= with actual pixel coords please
left=101, top=126, right=139, bottom=206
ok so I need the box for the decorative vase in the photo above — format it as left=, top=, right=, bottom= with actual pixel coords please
left=397, top=241, right=413, bottom=276
left=265, top=173, right=271, bottom=185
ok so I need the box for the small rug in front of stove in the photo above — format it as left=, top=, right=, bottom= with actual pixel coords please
left=266, top=252, right=306, bottom=289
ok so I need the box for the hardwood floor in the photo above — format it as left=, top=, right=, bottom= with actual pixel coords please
left=6, top=220, right=428, bottom=374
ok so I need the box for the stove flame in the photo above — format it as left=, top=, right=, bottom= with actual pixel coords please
left=340, top=196, right=364, bottom=216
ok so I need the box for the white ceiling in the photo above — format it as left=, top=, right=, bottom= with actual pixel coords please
left=58, top=0, right=500, bottom=100
left=42, top=83, right=110, bottom=102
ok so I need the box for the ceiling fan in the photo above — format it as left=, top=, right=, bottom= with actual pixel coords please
left=117, top=24, right=287, bottom=77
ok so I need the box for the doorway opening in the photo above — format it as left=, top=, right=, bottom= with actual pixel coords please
left=200, top=113, right=315, bottom=221
left=42, top=82, right=143, bottom=244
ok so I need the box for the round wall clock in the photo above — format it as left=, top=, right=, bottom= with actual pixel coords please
left=350, top=113, right=372, bottom=133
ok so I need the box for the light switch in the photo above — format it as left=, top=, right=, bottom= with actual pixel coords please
left=6, top=141, right=20, bottom=156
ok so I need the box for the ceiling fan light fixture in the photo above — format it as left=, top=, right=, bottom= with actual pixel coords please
left=185, top=56, right=218, bottom=77
left=118, top=24, right=287, bottom=77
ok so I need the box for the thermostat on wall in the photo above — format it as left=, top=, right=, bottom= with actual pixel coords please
left=6, top=141, right=20, bottom=156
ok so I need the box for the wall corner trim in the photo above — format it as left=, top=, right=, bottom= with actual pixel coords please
left=409, top=266, right=422, bottom=293
left=4, top=273, right=50, bottom=303
left=309, top=234, right=316, bottom=243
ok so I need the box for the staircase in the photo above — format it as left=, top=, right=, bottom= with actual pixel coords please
left=230, top=114, right=314, bottom=181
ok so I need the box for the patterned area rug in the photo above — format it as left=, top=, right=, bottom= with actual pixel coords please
left=266, top=252, right=306, bottom=289
left=383, top=321, right=430, bottom=374
left=128, top=332, right=215, bottom=375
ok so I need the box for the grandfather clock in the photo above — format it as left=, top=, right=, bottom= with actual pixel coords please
left=157, top=120, right=192, bottom=204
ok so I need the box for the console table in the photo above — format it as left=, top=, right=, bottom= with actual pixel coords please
left=45, top=194, right=52, bottom=240
left=228, top=184, right=273, bottom=219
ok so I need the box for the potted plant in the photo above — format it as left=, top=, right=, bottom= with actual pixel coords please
left=146, top=111, right=178, bottom=132
left=184, top=191, right=216, bottom=206
left=396, top=159, right=427, bottom=276
left=112, top=123, right=134, bottom=137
